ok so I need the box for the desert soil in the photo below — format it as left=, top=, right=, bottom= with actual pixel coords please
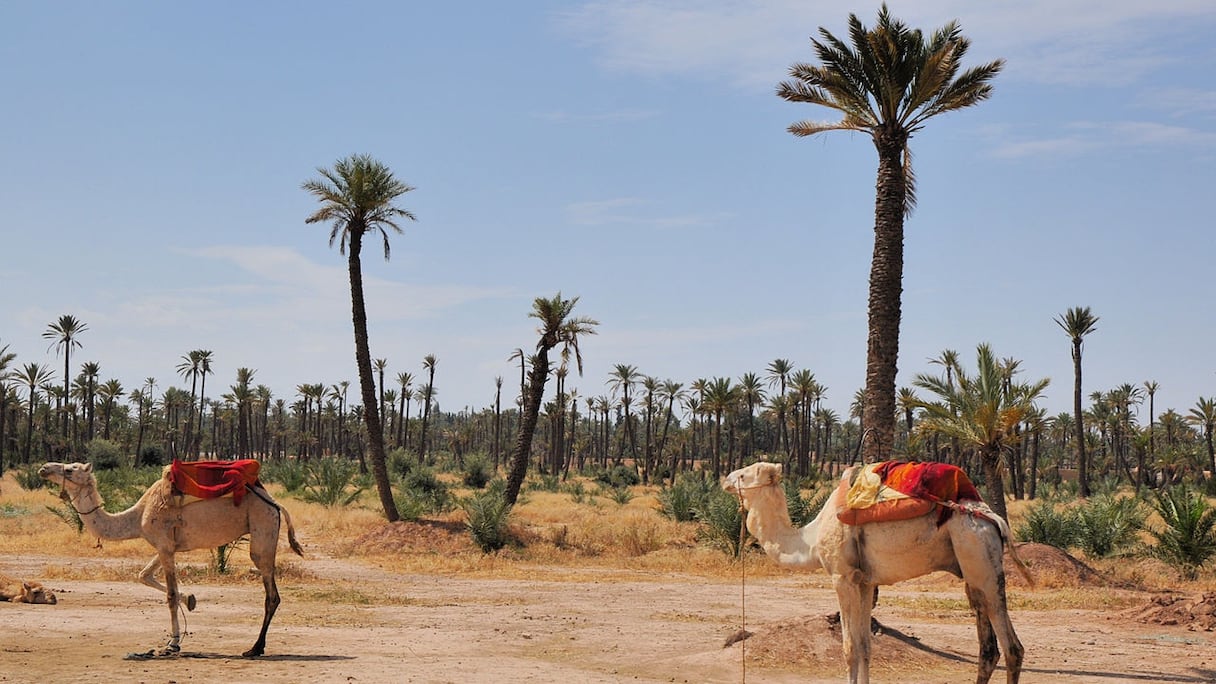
left=1, top=541, right=1214, bottom=684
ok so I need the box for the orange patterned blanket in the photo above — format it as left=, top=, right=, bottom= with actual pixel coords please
left=168, top=459, right=260, bottom=506
left=836, top=460, right=982, bottom=526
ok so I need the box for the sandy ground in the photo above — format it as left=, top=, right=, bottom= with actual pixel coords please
left=2, top=546, right=1215, bottom=684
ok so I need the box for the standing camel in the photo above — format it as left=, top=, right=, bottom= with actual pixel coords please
left=39, top=461, right=303, bottom=657
left=724, top=461, right=1028, bottom=684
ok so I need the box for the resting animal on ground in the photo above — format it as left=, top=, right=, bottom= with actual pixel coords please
left=0, top=572, right=57, bottom=604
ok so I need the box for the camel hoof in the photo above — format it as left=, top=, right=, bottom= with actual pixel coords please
left=185, top=594, right=196, bottom=611
left=241, top=648, right=264, bottom=658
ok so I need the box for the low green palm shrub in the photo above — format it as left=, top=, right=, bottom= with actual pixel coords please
left=462, top=490, right=512, bottom=553
left=1015, top=499, right=1078, bottom=549
left=1073, top=494, right=1146, bottom=558
left=696, top=488, right=744, bottom=558
left=300, top=457, right=365, bottom=507
left=1148, top=485, right=1216, bottom=580
left=659, top=471, right=715, bottom=523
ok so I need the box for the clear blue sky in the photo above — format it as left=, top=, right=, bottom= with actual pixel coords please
left=2, top=1, right=1213, bottom=424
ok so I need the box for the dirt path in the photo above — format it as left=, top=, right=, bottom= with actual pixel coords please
left=1, top=553, right=1214, bottom=684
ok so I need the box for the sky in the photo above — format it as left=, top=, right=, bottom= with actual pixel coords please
left=2, top=1, right=1214, bottom=425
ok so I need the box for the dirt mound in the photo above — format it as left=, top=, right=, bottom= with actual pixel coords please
left=1123, top=592, right=1216, bottom=631
left=346, top=519, right=474, bottom=555
left=1008, top=542, right=1106, bottom=588
left=736, top=612, right=961, bottom=675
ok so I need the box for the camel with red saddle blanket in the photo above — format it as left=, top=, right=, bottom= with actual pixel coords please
left=39, top=460, right=303, bottom=658
left=724, top=460, right=1031, bottom=684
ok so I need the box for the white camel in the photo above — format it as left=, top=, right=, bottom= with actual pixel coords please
left=39, top=461, right=303, bottom=657
left=724, top=461, right=1029, bottom=684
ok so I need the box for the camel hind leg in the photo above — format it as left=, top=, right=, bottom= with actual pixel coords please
left=243, top=521, right=283, bottom=657
left=966, top=583, right=1000, bottom=684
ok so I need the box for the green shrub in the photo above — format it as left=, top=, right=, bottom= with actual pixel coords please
left=592, top=465, right=640, bottom=489
left=300, top=457, right=365, bottom=507
left=137, top=444, right=167, bottom=468
left=1147, top=485, right=1216, bottom=580
left=784, top=478, right=828, bottom=528
left=84, top=439, right=125, bottom=471
left=462, top=490, right=512, bottom=553
left=531, top=473, right=561, bottom=492
left=461, top=454, right=494, bottom=489
left=695, top=488, right=745, bottom=558
left=1015, top=499, right=1078, bottom=549
left=399, top=466, right=453, bottom=514
left=260, top=459, right=308, bottom=493
left=608, top=486, right=634, bottom=505
left=13, top=463, right=47, bottom=491
left=1073, top=494, right=1146, bottom=558
left=659, top=471, right=715, bottom=523
left=387, top=448, right=419, bottom=478
left=564, top=480, right=590, bottom=505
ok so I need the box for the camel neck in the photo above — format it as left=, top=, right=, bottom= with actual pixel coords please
left=746, top=486, right=820, bottom=569
left=70, top=480, right=144, bottom=541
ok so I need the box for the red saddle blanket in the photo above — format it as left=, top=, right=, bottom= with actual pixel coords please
left=169, top=459, right=260, bottom=506
left=837, top=460, right=982, bottom=526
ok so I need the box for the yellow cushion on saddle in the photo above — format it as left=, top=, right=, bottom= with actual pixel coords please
left=836, top=462, right=936, bottom=526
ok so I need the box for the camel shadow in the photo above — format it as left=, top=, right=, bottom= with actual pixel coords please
left=180, top=652, right=355, bottom=663
left=874, top=620, right=1216, bottom=683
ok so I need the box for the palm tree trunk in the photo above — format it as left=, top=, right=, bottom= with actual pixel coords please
left=347, top=231, right=399, bottom=522
left=981, top=444, right=1009, bottom=521
left=861, top=134, right=907, bottom=463
left=505, top=348, right=550, bottom=506
left=1072, top=341, right=1089, bottom=497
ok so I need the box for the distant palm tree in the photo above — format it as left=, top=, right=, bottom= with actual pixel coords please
left=911, top=343, right=1048, bottom=520
left=1144, top=380, right=1160, bottom=466
left=0, top=343, right=17, bottom=473
left=607, top=364, right=642, bottom=464
left=303, top=153, right=416, bottom=522
left=396, top=371, right=414, bottom=448
left=176, top=350, right=204, bottom=456
left=43, top=314, right=88, bottom=437
left=374, top=357, right=389, bottom=442
left=702, top=377, right=737, bottom=477
left=96, top=379, right=124, bottom=441
left=778, top=6, right=1003, bottom=463
left=504, top=293, right=597, bottom=506
left=16, top=363, right=54, bottom=464
left=738, top=372, right=766, bottom=461
left=418, top=354, right=437, bottom=464
left=657, top=379, right=686, bottom=481
left=766, top=358, right=794, bottom=458
left=1056, top=306, right=1099, bottom=497
left=1187, top=398, right=1216, bottom=477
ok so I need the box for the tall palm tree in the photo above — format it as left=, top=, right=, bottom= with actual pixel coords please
left=0, top=343, right=16, bottom=473
left=303, top=153, right=416, bottom=522
left=16, top=363, right=54, bottom=464
left=1056, top=306, right=1099, bottom=497
left=657, top=379, right=686, bottom=481
left=396, top=371, right=414, bottom=449
left=607, top=364, right=642, bottom=464
left=1188, top=398, right=1216, bottom=478
left=702, top=377, right=738, bottom=477
left=504, top=293, right=597, bottom=506
left=418, top=354, right=437, bottom=464
left=176, top=350, right=205, bottom=457
left=766, top=358, right=794, bottom=458
left=43, top=314, right=88, bottom=437
left=911, top=343, right=1048, bottom=520
left=374, top=357, right=389, bottom=442
left=1144, top=380, right=1159, bottom=467
left=738, top=372, right=766, bottom=461
left=230, top=367, right=255, bottom=458
left=778, top=6, right=1003, bottom=463
left=193, top=350, right=213, bottom=458
left=96, top=379, right=124, bottom=441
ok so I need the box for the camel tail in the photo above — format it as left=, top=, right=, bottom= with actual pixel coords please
left=960, top=501, right=1036, bottom=588
left=280, top=505, right=305, bottom=557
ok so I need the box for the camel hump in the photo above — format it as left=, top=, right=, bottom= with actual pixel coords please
left=168, top=459, right=261, bottom=506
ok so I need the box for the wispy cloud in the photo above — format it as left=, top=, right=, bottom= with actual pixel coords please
left=565, top=197, right=728, bottom=229
left=555, top=1, right=1216, bottom=89
left=991, top=120, right=1216, bottom=159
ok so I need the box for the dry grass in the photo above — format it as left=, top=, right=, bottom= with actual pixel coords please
left=3, top=469, right=1213, bottom=595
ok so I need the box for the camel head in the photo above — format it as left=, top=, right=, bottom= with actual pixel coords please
left=16, top=581, right=58, bottom=605
left=38, top=462, right=95, bottom=497
left=722, top=461, right=783, bottom=511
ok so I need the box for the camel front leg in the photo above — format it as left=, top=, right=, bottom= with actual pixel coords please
left=834, top=576, right=876, bottom=684
left=159, top=553, right=183, bottom=656
left=138, top=556, right=195, bottom=611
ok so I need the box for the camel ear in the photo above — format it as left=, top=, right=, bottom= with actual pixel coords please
left=760, top=462, right=782, bottom=485
left=82, top=462, right=93, bottom=472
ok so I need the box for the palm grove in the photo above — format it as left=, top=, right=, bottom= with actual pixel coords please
left=4, top=9, right=1216, bottom=527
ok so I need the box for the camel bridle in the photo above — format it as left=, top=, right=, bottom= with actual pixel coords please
left=57, top=470, right=104, bottom=517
